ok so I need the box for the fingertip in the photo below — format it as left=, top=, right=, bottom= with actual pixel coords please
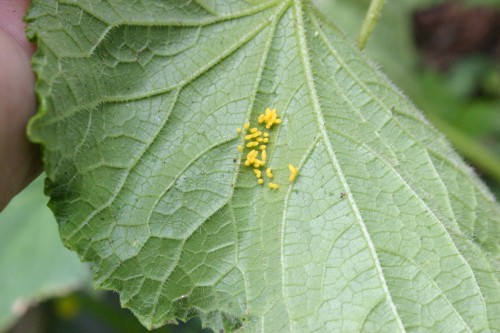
left=0, top=28, right=39, bottom=210
left=0, top=0, right=36, bottom=58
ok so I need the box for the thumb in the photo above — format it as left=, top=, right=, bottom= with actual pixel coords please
left=0, top=3, right=40, bottom=210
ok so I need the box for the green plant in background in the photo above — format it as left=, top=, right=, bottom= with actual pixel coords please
left=1, top=0, right=499, bottom=332
left=0, top=177, right=88, bottom=331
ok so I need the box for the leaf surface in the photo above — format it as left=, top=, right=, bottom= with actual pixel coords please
left=27, top=0, right=500, bottom=331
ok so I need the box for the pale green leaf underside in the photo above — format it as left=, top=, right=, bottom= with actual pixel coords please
left=27, top=0, right=500, bottom=331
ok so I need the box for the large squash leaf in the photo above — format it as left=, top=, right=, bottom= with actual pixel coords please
left=26, top=0, right=500, bottom=331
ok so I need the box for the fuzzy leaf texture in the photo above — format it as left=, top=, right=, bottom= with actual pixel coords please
left=26, top=0, right=500, bottom=332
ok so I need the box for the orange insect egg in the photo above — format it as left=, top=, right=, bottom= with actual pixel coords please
left=268, top=182, right=279, bottom=190
left=288, top=164, right=298, bottom=182
left=266, top=168, right=273, bottom=178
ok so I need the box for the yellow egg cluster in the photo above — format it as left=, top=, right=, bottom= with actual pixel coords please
left=258, top=107, right=282, bottom=129
left=236, top=108, right=298, bottom=189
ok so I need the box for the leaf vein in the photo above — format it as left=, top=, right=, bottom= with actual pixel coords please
left=294, top=2, right=406, bottom=331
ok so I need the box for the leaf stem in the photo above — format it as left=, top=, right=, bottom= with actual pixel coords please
left=426, top=113, right=500, bottom=183
left=357, top=0, right=386, bottom=50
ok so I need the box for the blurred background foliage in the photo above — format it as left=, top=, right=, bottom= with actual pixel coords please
left=1, top=0, right=498, bottom=332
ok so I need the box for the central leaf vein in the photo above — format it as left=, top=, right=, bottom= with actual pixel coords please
left=292, top=1, right=406, bottom=331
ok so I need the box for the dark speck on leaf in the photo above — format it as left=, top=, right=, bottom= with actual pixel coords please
left=340, top=192, right=346, bottom=199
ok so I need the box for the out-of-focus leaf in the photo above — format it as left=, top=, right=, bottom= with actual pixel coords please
left=0, top=177, right=89, bottom=331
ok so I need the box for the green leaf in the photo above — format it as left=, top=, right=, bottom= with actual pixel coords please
left=315, top=0, right=500, bottom=184
left=0, top=176, right=89, bottom=331
left=27, top=0, right=500, bottom=331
